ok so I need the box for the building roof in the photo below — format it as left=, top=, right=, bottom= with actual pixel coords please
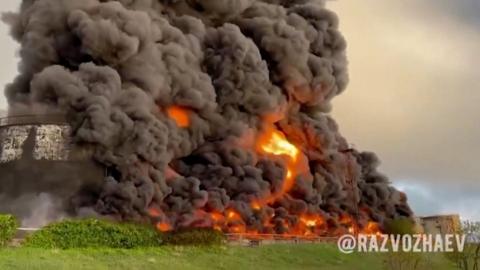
left=420, top=214, right=460, bottom=220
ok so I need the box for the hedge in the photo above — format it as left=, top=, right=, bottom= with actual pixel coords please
left=0, top=214, right=18, bottom=247
left=24, top=219, right=162, bottom=249
left=163, top=228, right=226, bottom=246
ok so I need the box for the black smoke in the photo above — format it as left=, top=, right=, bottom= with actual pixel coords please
left=2, top=0, right=412, bottom=232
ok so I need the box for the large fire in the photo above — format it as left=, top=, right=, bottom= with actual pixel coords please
left=149, top=125, right=383, bottom=238
left=259, top=128, right=299, bottom=162
left=3, top=0, right=412, bottom=241
left=255, top=125, right=306, bottom=201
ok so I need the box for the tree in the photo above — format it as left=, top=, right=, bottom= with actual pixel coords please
left=446, top=220, right=480, bottom=270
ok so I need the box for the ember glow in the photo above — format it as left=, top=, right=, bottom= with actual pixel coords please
left=167, top=106, right=191, bottom=128
left=362, top=221, right=382, bottom=236
left=204, top=209, right=381, bottom=237
left=156, top=222, right=172, bottom=232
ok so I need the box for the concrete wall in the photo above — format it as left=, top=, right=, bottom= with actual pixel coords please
left=419, top=214, right=461, bottom=235
left=0, top=125, right=71, bottom=163
left=0, top=117, right=104, bottom=223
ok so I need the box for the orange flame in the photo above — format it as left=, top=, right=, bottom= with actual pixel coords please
left=256, top=126, right=304, bottom=203
left=210, top=212, right=224, bottom=222
left=300, top=214, right=324, bottom=228
left=147, top=117, right=384, bottom=237
left=361, top=221, right=382, bottom=235
left=226, top=209, right=241, bottom=221
left=167, top=106, right=191, bottom=127
left=156, top=222, right=172, bottom=232
left=148, top=207, right=173, bottom=232
left=339, top=214, right=382, bottom=235
left=148, top=208, right=161, bottom=218
left=259, top=129, right=299, bottom=161
left=251, top=200, right=261, bottom=210
left=150, top=206, right=381, bottom=237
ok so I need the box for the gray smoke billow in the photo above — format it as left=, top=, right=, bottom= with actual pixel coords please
left=2, top=0, right=411, bottom=233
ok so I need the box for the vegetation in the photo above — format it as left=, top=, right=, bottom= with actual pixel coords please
left=0, top=243, right=458, bottom=270
left=383, top=218, right=416, bottom=235
left=445, top=220, right=480, bottom=270
left=0, top=214, right=18, bottom=247
left=0, top=217, right=467, bottom=269
left=163, top=228, right=226, bottom=246
left=24, top=219, right=162, bottom=249
left=383, top=249, right=438, bottom=270
left=379, top=217, right=460, bottom=269
left=23, top=219, right=226, bottom=248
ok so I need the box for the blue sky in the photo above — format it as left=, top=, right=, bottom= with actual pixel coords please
left=0, top=1, right=478, bottom=221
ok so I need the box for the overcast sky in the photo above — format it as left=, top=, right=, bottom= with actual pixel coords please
left=0, top=1, right=478, bottom=221
left=0, top=1, right=18, bottom=111
left=330, top=0, right=480, bottom=221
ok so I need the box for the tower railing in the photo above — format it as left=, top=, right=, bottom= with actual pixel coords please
left=0, top=114, right=67, bottom=127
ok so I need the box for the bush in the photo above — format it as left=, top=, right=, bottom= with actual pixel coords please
left=163, top=228, right=226, bottom=246
left=24, top=219, right=162, bottom=249
left=383, top=250, right=436, bottom=270
left=384, top=218, right=416, bottom=235
left=0, top=214, right=18, bottom=247
left=445, top=220, right=480, bottom=270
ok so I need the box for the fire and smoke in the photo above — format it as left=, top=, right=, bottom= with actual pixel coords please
left=1, top=0, right=412, bottom=235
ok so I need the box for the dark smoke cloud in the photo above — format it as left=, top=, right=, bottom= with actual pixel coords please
left=1, top=0, right=411, bottom=232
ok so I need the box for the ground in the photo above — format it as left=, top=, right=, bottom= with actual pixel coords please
left=0, top=244, right=458, bottom=270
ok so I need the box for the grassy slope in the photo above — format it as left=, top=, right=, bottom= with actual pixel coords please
left=0, top=244, right=457, bottom=270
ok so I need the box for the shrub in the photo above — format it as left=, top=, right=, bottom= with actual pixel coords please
left=163, top=228, right=226, bottom=246
left=0, top=214, right=18, bottom=247
left=445, top=220, right=480, bottom=270
left=383, top=250, right=436, bottom=270
left=384, top=218, right=416, bottom=235
left=24, top=219, right=162, bottom=249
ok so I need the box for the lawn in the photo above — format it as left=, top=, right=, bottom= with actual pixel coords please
left=0, top=244, right=458, bottom=270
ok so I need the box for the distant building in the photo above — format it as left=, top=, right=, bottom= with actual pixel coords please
left=418, top=214, right=461, bottom=235
left=0, top=110, right=6, bottom=118
left=413, top=217, right=425, bottom=234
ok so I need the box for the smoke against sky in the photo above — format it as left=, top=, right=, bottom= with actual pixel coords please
left=1, top=0, right=412, bottom=234
left=0, top=1, right=478, bottom=221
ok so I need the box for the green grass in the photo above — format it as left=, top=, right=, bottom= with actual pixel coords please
left=0, top=244, right=457, bottom=270
left=0, top=215, right=18, bottom=247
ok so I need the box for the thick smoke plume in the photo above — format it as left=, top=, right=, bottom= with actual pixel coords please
left=2, top=0, right=411, bottom=234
